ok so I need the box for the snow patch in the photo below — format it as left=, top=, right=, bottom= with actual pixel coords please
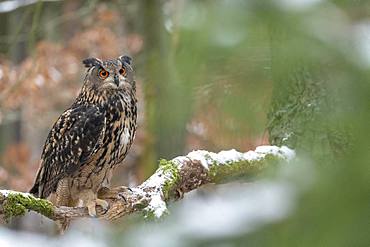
left=280, top=146, right=296, bottom=160
left=140, top=167, right=176, bottom=218
left=187, top=149, right=246, bottom=169
left=0, top=190, right=32, bottom=197
left=243, top=150, right=261, bottom=161
left=172, top=156, right=188, bottom=167
left=256, top=145, right=295, bottom=161
left=255, top=145, right=280, bottom=154
left=142, top=166, right=173, bottom=189
left=213, top=149, right=244, bottom=164
left=146, top=193, right=168, bottom=218
left=185, top=146, right=295, bottom=170
left=141, top=175, right=163, bottom=189
left=187, top=150, right=211, bottom=169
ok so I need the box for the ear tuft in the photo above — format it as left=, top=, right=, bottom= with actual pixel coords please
left=82, top=58, right=102, bottom=68
left=119, top=55, right=132, bottom=65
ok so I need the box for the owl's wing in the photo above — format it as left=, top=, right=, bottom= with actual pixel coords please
left=30, top=105, right=106, bottom=198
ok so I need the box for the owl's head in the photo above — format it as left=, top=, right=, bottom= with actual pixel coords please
left=82, top=55, right=134, bottom=92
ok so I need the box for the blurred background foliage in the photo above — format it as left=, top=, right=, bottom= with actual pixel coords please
left=0, top=0, right=369, bottom=246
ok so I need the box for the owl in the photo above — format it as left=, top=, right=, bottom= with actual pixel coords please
left=30, top=55, right=137, bottom=217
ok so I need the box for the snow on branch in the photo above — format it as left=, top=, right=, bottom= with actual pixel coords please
left=0, top=146, right=295, bottom=225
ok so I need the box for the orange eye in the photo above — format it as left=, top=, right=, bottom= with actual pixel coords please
left=99, top=69, right=109, bottom=79
left=119, top=67, right=126, bottom=76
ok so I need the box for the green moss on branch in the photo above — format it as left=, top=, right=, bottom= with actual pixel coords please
left=3, top=192, right=54, bottom=221
left=208, top=154, right=282, bottom=184
left=158, top=159, right=180, bottom=200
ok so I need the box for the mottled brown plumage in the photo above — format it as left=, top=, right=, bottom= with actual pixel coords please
left=30, top=55, right=137, bottom=217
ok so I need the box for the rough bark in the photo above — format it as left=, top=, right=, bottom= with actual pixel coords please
left=0, top=145, right=294, bottom=224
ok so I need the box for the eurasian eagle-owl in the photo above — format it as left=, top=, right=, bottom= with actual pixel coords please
left=30, top=55, right=137, bottom=217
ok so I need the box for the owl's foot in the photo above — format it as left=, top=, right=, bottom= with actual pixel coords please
left=86, top=198, right=109, bottom=217
left=98, top=186, right=132, bottom=202
left=117, top=186, right=132, bottom=203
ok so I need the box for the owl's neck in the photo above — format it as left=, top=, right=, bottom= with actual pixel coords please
left=74, top=84, right=137, bottom=107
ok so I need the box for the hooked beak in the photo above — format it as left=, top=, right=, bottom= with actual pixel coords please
left=114, top=74, right=119, bottom=86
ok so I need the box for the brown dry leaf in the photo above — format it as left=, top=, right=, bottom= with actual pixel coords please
left=1, top=143, right=39, bottom=191
left=96, top=5, right=120, bottom=25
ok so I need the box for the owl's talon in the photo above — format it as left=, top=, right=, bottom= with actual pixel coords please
left=119, top=186, right=132, bottom=203
left=98, top=186, right=131, bottom=200
left=96, top=198, right=109, bottom=210
left=87, top=202, right=97, bottom=217
left=86, top=199, right=109, bottom=217
left=118, top=192, right=127, bottom=203
left=117, top=186, right=132, bottom=193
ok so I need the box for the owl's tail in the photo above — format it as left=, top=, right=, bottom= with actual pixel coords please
left=29, top=161, right=44, bottom=197
left=29, top=182, right=39, bottom=196
left=56, top=218, right=71, bottom=235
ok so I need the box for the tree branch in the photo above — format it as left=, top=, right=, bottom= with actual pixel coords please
left=0, top=145, right=295, bottom=223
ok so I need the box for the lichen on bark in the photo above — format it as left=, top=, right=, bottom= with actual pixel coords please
left=158, top=159, right=181, bottom=200
left=2, top=192, right=53, bottom=221
left=209, top=155, right=281, bottom=184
